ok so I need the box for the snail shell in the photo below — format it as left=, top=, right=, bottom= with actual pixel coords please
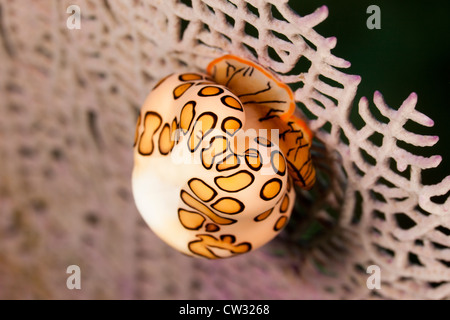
left=132, top=55, right=315, bottom=259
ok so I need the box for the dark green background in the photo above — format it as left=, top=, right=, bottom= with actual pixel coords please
left=288, top=1, right=449, bottom=186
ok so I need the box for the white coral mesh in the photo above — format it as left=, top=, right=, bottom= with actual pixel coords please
left=0, top=0, right=449, bottom=299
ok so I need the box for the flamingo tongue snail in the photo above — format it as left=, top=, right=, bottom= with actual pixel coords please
left=132, top=55, right=315, bottom=259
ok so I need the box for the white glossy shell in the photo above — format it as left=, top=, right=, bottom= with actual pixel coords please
left=132, top=56, right=314, bottom=259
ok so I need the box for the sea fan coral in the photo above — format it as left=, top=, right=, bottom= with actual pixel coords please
left=0, top=0, right=448, bottom=299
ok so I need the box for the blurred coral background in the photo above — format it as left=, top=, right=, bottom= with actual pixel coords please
left=0, top=0, right=448, bottom=299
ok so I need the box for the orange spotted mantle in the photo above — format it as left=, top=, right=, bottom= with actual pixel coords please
left=132, top=55, right=315, bottom=259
